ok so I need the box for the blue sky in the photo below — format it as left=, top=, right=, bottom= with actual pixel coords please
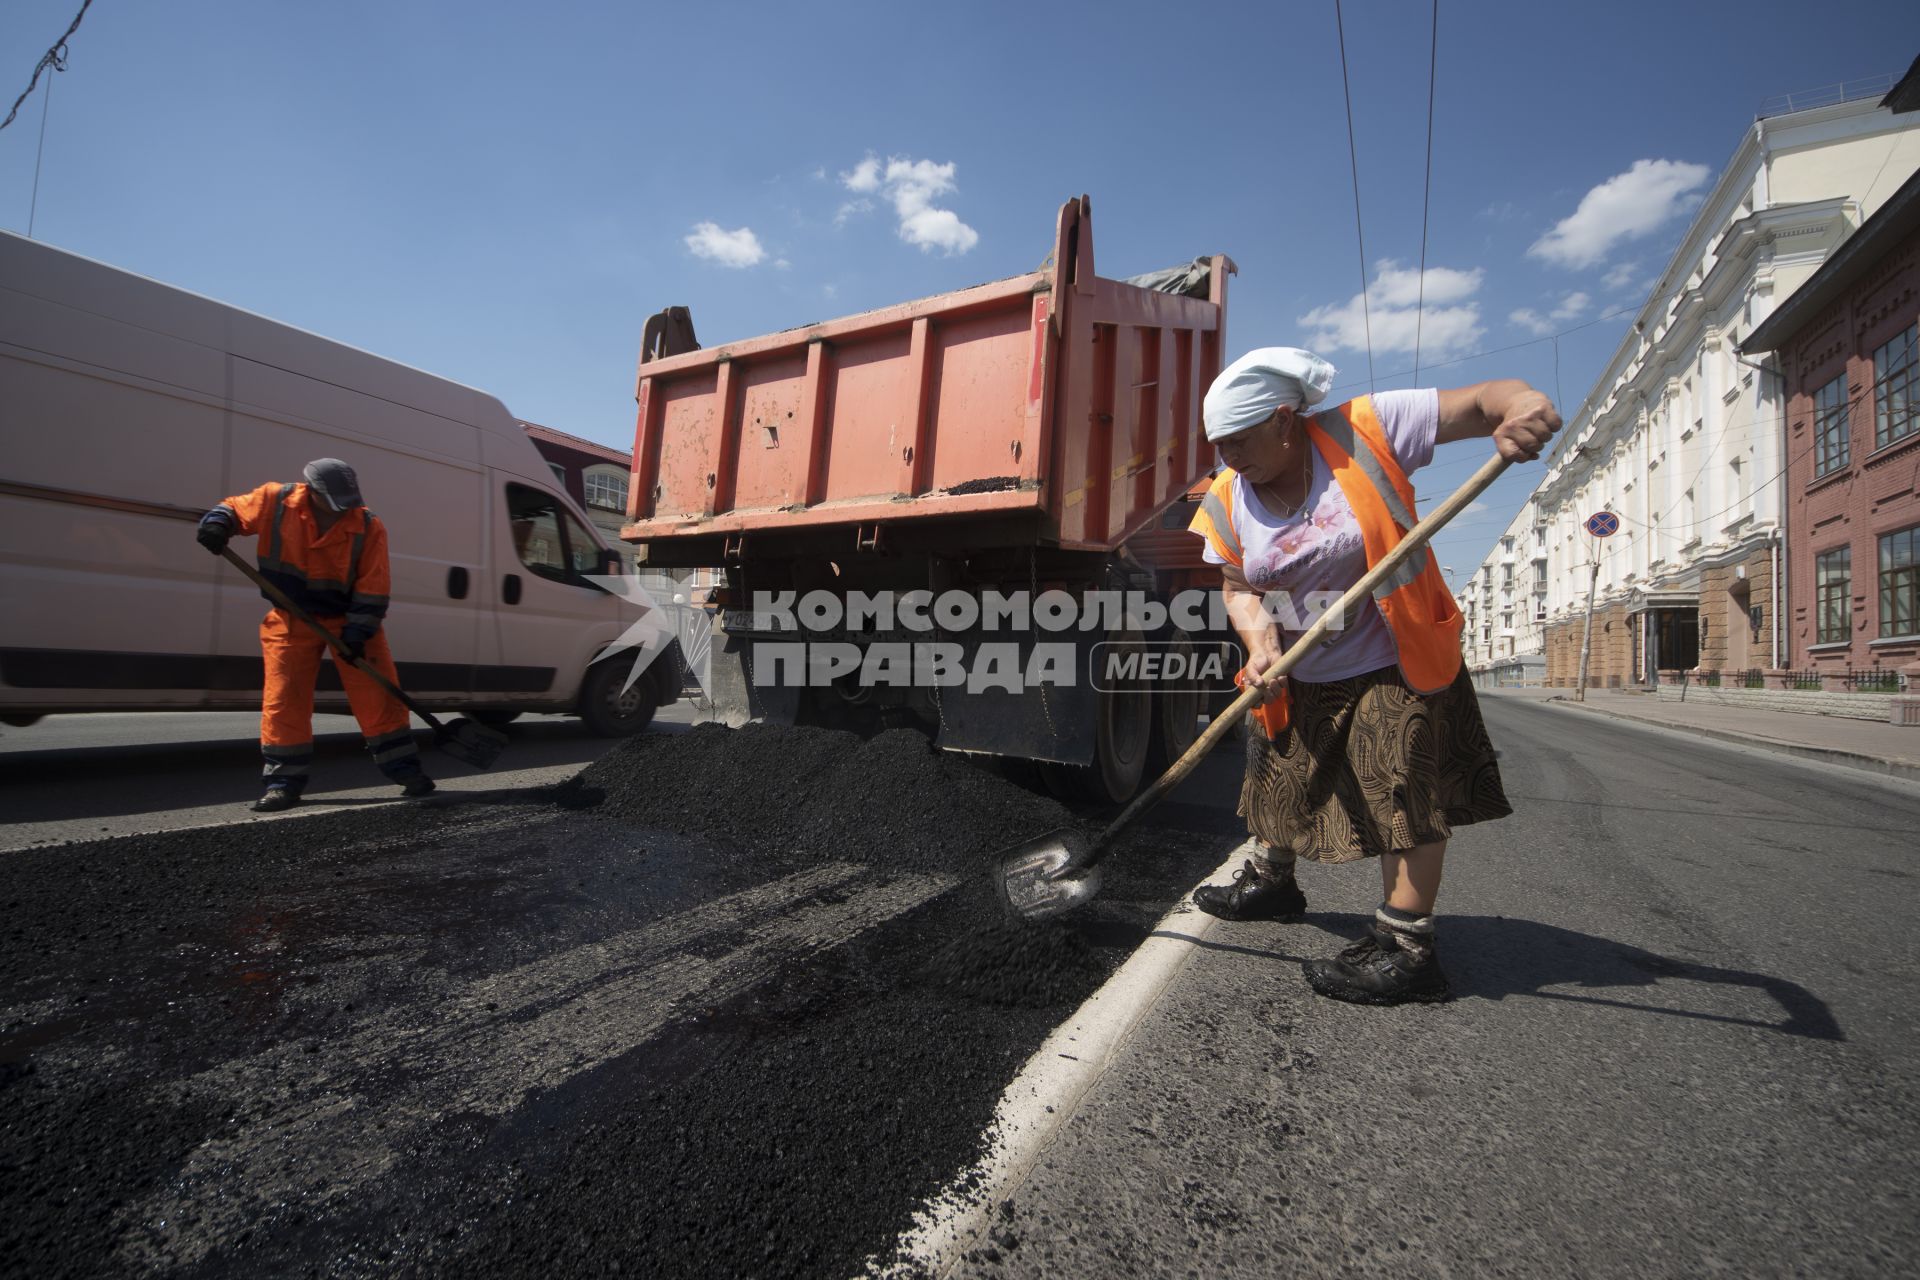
left=4, top=0, right=1918, bottom=580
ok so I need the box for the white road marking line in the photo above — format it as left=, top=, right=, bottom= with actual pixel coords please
left=868, top=850, right=1243, bottom=1278
left=118, top=862, right=955, bottom=1267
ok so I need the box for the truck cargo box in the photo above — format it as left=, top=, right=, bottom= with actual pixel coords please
left=624, top=197, right=1232, bottom=564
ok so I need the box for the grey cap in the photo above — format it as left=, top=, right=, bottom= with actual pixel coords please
left=302, top=458, right=364, bottom=511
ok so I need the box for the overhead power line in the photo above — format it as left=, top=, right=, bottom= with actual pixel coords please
left=2, top=0, right=93, bottom=133
left=1332, top=0, right=1376, bottom=393
left=1412, top=0, right=1439, bottom=384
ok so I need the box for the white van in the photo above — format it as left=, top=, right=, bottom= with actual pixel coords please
left=0, top=231, right=675, bottom=735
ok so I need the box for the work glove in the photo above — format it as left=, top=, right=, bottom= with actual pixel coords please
left=196, top=517, right=231, bottom=556
left=339, top=625, right=375, bottom=666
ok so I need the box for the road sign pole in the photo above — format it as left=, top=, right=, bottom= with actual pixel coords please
left=1575, top=553, right=1600, bottom=702
left=1575, top=511, right=1618, bottom=701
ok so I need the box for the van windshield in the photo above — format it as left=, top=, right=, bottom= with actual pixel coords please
left=506, top=483, right=603, bottom=586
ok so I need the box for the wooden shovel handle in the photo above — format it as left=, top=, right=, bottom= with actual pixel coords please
left=218, top=546, right=448, bottom=733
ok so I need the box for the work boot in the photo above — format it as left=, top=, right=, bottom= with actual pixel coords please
left=1193, top=858, right=1307, bottom=922
left=1302, top=916, right=1451, bottom=1006
left=250, top=783, right=302, bottom=813
left=398, top=774, right=437, bottom=799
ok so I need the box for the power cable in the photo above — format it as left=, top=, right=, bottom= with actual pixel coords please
left=1, top=0, right=92, bottom=133
left=1332, top=0, right=1375, bottom=392
left=1327, top=303, right=1643, bottom=396
left=1411, top=0, right=1439, bottom=385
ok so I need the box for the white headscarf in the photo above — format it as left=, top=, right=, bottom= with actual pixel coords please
left=1202, top=347, right=1338, bottom=442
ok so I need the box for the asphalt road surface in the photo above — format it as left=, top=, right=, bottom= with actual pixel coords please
left=0, top=709, right=683, bottom=849
left=3, top=697, right=1916, bottom=1278
left=958, top=695, right=1920, bottom=1279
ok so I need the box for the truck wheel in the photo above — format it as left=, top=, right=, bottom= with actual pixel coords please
left=577, top=659, right=660, bottom=737
left=1145, top=628, right=1204, bottom=774
left=1039, top=630, right=1151, bottom=804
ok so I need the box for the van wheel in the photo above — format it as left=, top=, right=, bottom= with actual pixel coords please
left=577, top=660, right=660, bottom=737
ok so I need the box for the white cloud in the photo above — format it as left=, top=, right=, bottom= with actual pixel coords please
left=774, top=258, right=792, bottom=271
left=837, top=153, right=980, bottom=255
left=840, top=156, right=882, bottom=193
left=1528, top=159, right=1712, bottom=270
left=684, top=222, right=766, bottom=268
left=1463, top=500, right=1488, bottom=516
left=1298, top=259, right=1486, bottom=359
left=1511, top=290, right=1594, bottom=337
left=1509, top=308, right=1555, bottom=337
left=810, top=166, right=827, bottom=182
left=823, top=283, right=838, bottom=300
left=1553, top=291, right=1591, bottom=321
left=1602, top=260, right=1640, bottom=291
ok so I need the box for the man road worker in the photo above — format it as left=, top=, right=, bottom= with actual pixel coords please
left=196, top=458, right=436, bottom=811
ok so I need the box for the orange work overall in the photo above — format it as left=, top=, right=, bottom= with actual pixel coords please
left=210, top=482, right=421, bottom=786
left=1189, top=394, right=1464, bottom=737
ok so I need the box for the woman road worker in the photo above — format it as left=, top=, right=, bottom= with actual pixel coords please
left=1186, top=347, right=1560, bottom=1005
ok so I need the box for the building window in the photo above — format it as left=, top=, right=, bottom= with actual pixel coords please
left=548, top=462, right=568, bottom=486
left=1815, top=546, right=1851, bottom=645
left=1874, top=323, right=1917, bottom=450
left=584, top=467, right=630, bottom=512
left=1882, top=525, right=1919, bottom=639
left=1813, top=374, right=1849, bottom=476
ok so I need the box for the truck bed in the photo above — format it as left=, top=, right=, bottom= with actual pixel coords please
left=623, top=197, right=1232, bottom=562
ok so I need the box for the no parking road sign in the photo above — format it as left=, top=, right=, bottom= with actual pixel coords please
left=1584, top=511, right=1620, bottom=538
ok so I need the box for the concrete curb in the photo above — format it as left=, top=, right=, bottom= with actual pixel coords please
left=873, top=851, right=1241, bottom=1277
left=1542, top=697, right=1920, bottom=784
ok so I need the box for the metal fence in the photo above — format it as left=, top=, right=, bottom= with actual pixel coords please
left=1781, top=669, right=1823, bottom=691
left=1839, top=667, right=1903, bottom=693
left=1757, top=74, right=1895, bottom=118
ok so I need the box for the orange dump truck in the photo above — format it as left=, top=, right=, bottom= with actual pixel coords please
left=623, top=197, right=1236, bottom=800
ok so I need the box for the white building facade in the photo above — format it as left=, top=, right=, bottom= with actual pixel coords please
left=1462, top=92, right=1920, bottom=688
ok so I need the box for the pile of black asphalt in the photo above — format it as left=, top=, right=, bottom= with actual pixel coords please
left=0, top=723, right=1234, bottom=1279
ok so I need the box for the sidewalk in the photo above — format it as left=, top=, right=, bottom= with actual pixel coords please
left=1478, top=684, right=1920, bottom=782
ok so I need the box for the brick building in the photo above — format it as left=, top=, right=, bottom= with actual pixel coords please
left=1741, top=163, right=1920, bottom=685
left=521, top=422, right=638, bottom=571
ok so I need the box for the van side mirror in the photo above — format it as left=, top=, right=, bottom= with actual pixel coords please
left=595, top=548, right=624, bottom=576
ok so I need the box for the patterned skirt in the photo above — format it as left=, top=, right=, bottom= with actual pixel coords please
left=1239, top=665, right=1511, bottom=864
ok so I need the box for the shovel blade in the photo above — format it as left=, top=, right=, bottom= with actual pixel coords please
left=437, top=718, right=508, bottom=770
left=994, top=827, right=1102, bottom=922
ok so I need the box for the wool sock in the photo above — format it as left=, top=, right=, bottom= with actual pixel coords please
left=1375, top=902, right=1435, bottom=959
left=1256, top=845, right=1299, bottom=884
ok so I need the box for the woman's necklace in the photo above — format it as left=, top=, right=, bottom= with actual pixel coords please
left=1258, top=458, right=1310, bottom=519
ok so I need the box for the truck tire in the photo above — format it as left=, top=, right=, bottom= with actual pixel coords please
left=577, top=659, right=660, bottom=737
left=1039, top=630, right=1152, bottom=805
left=1144, top=628, right=1205, bottom=775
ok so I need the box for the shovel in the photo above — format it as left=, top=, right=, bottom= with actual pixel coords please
left=219, top=548, right=508, bottom=769
left=996, top=452, right=1512, bottom=922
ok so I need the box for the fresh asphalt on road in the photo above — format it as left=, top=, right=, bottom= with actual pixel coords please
left=3, top=697, right=1916, bottom=1278
left=0, top=709, right=670, bottom=849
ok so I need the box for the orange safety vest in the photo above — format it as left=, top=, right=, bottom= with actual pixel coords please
left=1187, top=394, right=1463, bottom=736
left=210, top=482, right=392, bottom=632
